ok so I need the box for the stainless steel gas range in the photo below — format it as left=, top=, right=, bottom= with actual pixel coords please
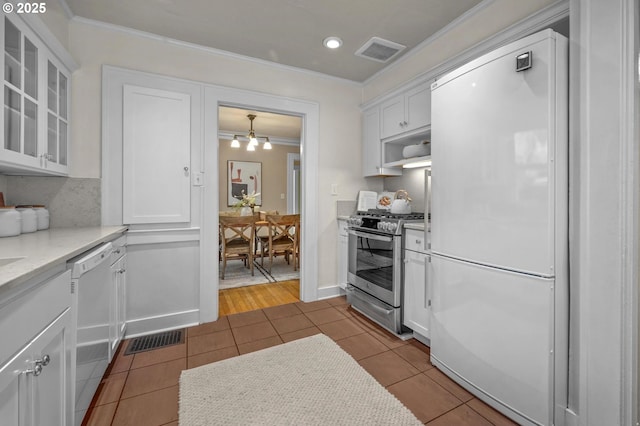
left=345, top=210, right=425, bottom=335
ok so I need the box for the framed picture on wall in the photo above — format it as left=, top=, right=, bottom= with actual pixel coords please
left=227, top=161, right=262, bottom=206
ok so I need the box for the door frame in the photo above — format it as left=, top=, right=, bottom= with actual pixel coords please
left=200, top=85, right=319, bottom=323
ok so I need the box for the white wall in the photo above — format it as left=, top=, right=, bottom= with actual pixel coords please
left=68, top=19, right=366, bottom=289
left=38, top=0, right=70, bottom=50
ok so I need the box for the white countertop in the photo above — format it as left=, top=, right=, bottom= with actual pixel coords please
left=0, top=226, right=127, bottom=292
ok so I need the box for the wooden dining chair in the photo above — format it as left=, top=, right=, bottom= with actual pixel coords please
left=219, top=215, right=256, bottom=279
left=255, top=210, right=279, bottom=259
left=262, top=214, right=300, bottom=273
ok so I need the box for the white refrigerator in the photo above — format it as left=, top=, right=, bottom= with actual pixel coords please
left=430, top=29, right=568, bottom=426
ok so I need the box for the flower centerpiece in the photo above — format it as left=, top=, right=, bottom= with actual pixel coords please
left=233, top=190, right=260, bottom=216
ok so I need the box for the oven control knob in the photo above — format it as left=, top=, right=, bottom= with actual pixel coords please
left=388, top=223, right=398, bottom=232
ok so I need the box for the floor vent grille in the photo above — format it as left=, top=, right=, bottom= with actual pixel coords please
left=125, top=329, right=185, bottom=355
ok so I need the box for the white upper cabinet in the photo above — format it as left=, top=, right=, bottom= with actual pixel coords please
left=122, top=84, right=192, bottom=224
left=362, top=106, right=401, bottom=177
left=380, top=82, right=431, bottom=140
left=0, top=15, right=72, bottom=175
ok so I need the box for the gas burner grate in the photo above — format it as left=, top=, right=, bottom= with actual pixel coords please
left=124, top=329, right=184, bottom=355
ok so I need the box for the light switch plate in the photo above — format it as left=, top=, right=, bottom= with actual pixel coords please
left=192, top=172, right=203, bottom=186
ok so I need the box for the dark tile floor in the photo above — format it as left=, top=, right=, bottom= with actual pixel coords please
left=83, top=296, right=517, bottom=425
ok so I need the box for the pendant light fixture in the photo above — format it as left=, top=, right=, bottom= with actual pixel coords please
left=230, top=114, right=272, bottom=151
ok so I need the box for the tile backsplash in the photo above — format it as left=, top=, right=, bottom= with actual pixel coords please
left=3, top=176, right=101, bottom=227
left=383, top=167, right=428, bottom=212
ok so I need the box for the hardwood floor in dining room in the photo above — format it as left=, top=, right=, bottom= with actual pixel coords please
left=219, top=279, right=300, bottom=316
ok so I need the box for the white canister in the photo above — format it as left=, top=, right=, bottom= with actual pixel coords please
left=16, top=207, right=37, bottom=233
left=32, top=205, right=50, bottom=230
left=0, top=207, right=22, bottom=237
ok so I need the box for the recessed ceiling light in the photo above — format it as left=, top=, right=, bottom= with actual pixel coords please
left=323, top=37, right=342, bottom=49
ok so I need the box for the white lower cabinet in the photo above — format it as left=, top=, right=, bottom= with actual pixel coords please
left=403, top=229, right=431, bottom=341
left=110, top=250, right=127, bottom=356
left=337, top=219, right=348, bottom=289
left=0, top=269, right=75, bottom=426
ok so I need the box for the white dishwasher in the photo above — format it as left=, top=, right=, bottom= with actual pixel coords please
left=68, top=242, right=113, bottom=426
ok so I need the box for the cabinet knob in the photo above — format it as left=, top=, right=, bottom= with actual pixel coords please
left=117, top=268, right=126, bottom=274
left=25, top=364, right=43, bottom=376
left=39, top=354, right=50, bottom=366
left=24, top=354, right=50, bottom=376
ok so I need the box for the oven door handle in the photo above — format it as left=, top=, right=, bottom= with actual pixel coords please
left=348, top=229, right=393, bottom=243
left=367, top=301, right=394, bottom=315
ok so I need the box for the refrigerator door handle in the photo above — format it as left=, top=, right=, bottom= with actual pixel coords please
left=425, top=169, right=431, bottom=245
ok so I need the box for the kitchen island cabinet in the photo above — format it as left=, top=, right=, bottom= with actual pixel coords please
left=403, top=228, right=431, bottom=343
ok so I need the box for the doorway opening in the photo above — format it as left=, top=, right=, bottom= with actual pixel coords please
left=217, top=106, right=303, bottom=311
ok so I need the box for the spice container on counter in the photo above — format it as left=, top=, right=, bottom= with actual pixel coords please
left=31, top=205, right=50, bottom=230
left=16, top=206, right=37, bottom=233
left=0, top=206, right=21, bottom=237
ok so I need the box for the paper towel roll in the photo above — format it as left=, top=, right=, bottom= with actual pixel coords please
left=402, top=141, right=430, bottom=158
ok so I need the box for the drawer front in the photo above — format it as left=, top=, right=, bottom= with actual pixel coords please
left=404, top=229, right=426, bottom=252
left=0, top=270, right=72, bottom=365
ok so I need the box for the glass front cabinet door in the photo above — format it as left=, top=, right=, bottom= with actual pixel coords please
left=1, top=15, right=71, bottom=175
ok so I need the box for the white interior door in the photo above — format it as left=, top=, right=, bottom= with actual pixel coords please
left=123, top=85, right=191, bottom=224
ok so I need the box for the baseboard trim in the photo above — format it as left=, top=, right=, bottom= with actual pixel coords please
left=125, top=309, right=199, bottom=338
left=317, top=285, right=345, bottom=300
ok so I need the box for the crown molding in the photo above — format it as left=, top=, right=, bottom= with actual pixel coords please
left=57, top=0, right=74, bottom=20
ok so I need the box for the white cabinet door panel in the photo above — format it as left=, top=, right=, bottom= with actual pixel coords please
left=405, top=84, right=430, bottom=133
left=123, top=85, right=191, bottom=224
left=403, top=249, right=430, bottom=338
left=380, top=95, right=404, bottom=139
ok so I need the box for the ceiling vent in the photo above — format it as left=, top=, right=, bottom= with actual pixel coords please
left=355, top=37, right=406, bottom=63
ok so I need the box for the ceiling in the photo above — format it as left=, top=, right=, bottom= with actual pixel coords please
left=218, top=107, right=302, bottom=142
left=62, top=0, right=484, bottom=82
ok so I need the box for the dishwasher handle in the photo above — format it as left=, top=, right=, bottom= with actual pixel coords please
left=69, top=242, right=114, bottom=279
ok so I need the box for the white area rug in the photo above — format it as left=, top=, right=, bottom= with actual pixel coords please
left=219, top=257, right=299, bottom=289
left=179, top=334, right=422, bottom=426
